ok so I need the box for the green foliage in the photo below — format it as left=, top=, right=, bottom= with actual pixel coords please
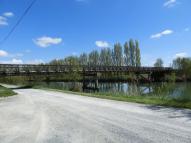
left=166, top=73, right=176, bottom=82
left=113, top=43, right=123, bottom=66
left=0, top=85, right=16, bottom=97
left=99, top=48, right=112, bottom=66
left=154, top=58, right=164, bottom=67
left=124, top=42, right=130, bottom=66
left=135, top=40, right=141, bottom=67
left=124, top=39, right=141, bottom=67
left=173, top=57, right=191, bottom=79
left=88, top=50, right=100, bottom=66
left=79, top=53, right=88, bottom=65
left=129, top=39, right=136, bottom=66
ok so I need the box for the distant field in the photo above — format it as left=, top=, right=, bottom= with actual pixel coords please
left=0, top=85, right=16, bottom=97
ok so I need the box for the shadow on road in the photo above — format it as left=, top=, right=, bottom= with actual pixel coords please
left=145, top=105, right=191, bottom=121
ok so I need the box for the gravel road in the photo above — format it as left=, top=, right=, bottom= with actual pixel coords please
left=0, top=88, right=191, bottom=143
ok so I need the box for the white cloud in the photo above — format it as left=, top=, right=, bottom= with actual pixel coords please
left=0, top=50, right=24, bottom=58
left=184, top=28, right=190, bottom=32
left=164, top=0, right=177, bottom=7
left=12, top=59, right=23, bottom=64
left=0, top=16, right=8, bottom=26
left=0, top=59, right=23, bottom=64
left=150, top=29, right=174, bottom=39
left=34, top=36, right=63, bottom=48
left=0, top=50, right=8, bottom=57
left=0, top=59, right=45, bottom=65
left=175, top=52, right=188, bottom=58
left=95, top=41, right=110, bottom=48
left=3, top=12, right=14, bottom=17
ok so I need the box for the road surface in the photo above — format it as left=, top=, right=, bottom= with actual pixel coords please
left=0, top=88, right=191, bottom=143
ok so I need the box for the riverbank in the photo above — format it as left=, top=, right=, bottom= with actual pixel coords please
left=34, top=86, right=191, bottom=109
left=0, top=85, right=16, bottom=97
left=1, top=83, right=190, bottom=109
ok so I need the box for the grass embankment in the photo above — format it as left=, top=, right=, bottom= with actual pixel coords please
left=0, top=85, right=16, bottom=97
left=34, top=86, right=191, bottom=109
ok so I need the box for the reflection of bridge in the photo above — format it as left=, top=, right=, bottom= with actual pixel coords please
left=0, top=64, right=175, bottom=91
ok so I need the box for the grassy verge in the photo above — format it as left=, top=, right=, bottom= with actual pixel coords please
left=0, top=85, right=17, bottom=97
left=34, top=86, right=191, bottom=109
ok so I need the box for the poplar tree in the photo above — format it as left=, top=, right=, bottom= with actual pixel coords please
left=100, top=48, right=112, bottom=66
left=124, top=42, right=130, bottom=66
left=135, top=40, right=141, bottom=67
left=79, top=53, right=88, bottom=65
left=113, top=43, right=123, bottom=66
left=129, top=39, right=135, bottom=66
left=88, top=50, right=100, bottom=66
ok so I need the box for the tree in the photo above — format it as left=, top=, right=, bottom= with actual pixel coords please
left=79, top=53, right=88, bottom=65
left=154, top=58, right=164, bottom=67
left=135, top=40, right=141, bottom=67
left=88, top=50, right=100, bottom=66
left=129, top=39, right=136, bottom=66
left=49, top=59, right=64, bottom=65
left=64, top=56, right=79, bottom=66
left=100, top=48, right=107, bottom=66
left=113, top=43, right=123, bottom=66
left=106, top=48, right=113, bottom=66
left=99, top=48, right=112, bottom=66
left=173, top=57, right=191, bottom=79
left=124, top=42, right=130, bottom=66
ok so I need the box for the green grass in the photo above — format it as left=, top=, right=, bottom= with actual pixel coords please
left=0, top=85, right=16, bottom=97
left=34, top=86, right=191, bottom=109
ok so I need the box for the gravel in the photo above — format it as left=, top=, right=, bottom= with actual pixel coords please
left=0, top=88, right=191, bottom=143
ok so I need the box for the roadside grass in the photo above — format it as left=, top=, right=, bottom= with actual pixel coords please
left=34, top=86, right=191, bottom=109
left=0, top=85, right=17, bottom=97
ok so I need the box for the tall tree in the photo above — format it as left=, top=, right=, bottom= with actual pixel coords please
left=154, top=58, right=164, bottom=67
left=100, top=48, right=107, bottom=66
left=173, top=57, right=191, bottom=79
left=63, top=56, right=79, bottom=66
left=135, top=40, right=141, bottom=67
left=88, top=50, right=100, bottom=66
left=79, top=53, right=88, bottom=65
left=113, top=43, right=123, bottom=66
left=129, top=39, right=136, bottom=66
left=99, top=48, right=113, bottom=66
left=124, top=42, right=130, bottom=66
left=106, top=48, right=113, bottom=66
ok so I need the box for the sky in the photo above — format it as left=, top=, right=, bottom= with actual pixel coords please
left=0, top=0, right=191, bottom=66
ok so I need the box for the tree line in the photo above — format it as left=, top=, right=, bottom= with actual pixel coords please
left=49, top=39, right=141, bottom=67
left=154, top=57, right=191, bottom=80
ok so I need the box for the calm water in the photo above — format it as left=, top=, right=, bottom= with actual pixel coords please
left=35, top=82, right=191, bottom=100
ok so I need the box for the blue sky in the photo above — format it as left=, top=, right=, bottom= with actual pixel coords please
left=0, top=0, right=190, bottom=66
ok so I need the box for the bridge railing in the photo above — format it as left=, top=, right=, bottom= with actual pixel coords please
left=0, top=64, right=174, bottom=75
